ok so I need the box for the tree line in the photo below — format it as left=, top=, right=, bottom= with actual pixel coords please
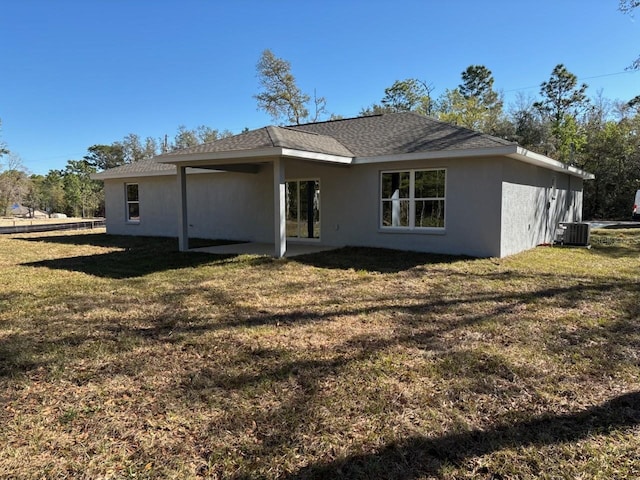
left=1, top=0, right=638, bottom=220
left=0, top=125, right=232, bottom=218
left=2, top=60, right=638, bottom=220
left=254, top=48, right=640, bottom=220
left=364, top=65, right=640, bottom=219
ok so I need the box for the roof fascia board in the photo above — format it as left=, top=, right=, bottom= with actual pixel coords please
left=509, top=147, right=595, bottom=180
left=354, top=145, right=519, bottom=164
left=93, top=145, right=594, bottom=181
left=91, top=167, right=222, bottom=181
left=355, top=145, right=594, bottom=180
left=280, top=148, right=353, bottom=164
left=91, top=170, right=175, bottom=180
left=157, top=147, right=282, bottom=165
left=158, top=147, right=353, bottom=166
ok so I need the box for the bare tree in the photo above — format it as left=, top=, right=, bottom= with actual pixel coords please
left=619, top=1, right=640, bottom=69
left=254, top=49, right=327, bottom=125
left=0, top=154, right=31, bottom=215
left=0, top=119, right=9, bottom=159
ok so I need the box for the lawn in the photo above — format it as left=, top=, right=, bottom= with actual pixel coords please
left=0, top=229, right=638, bottom=479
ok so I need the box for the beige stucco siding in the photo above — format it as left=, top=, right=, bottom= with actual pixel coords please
left=500, top=159, right=584, bottom=257
left=104, top=176, right=178, bottom=237
left=186, top=169, right=273, bottom=242
left=103, top=169, right=274, bottom=241
left=284, top=156, right=503, bottom=257
left=103, top=156, right=584, bottom=258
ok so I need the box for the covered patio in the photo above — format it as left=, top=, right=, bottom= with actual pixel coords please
left=157, top=126, right=354, bottom=258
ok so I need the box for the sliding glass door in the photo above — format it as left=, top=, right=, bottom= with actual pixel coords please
left=286, top=180, right=320, bottom=239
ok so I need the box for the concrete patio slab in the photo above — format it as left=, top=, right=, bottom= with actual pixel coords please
left=190, top=242, right=338, bottom=258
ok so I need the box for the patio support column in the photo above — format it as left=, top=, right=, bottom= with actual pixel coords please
left=177, top=165, right=189, bottom=252
left=273, top=157, right=286, bottom=258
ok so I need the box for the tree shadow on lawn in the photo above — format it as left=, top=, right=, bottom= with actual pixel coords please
left=294, top=246, right=469, bottom=273
left=18, top=234, right=472, bottom=278
left=2, top=254, right=640, bottom=477
left=0, top=266, right=621, bottom=381
left=18, top=234, right=260, bottom=279
left=589, top=244, right=640, bottom=259
left=186, top=313, right=639, bottom=479
left=176, top=274, right=640, bottom=478
left=22, top=249, right=230, bottom=279
left=181, top=334, right=640, bottom=479
left=283, top=390, right=640, bottom=480
left=16, top=232, right=240, bottom=250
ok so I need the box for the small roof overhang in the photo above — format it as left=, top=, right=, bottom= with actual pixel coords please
left=93, top=144, right=594, bottom=181
left=507, top=146, right=594, bottom=180
left=354, top=144, right=594, bottom=180
left=91, top=166, right=217, bottom=180
left=157, top=147, right=353, bottom=167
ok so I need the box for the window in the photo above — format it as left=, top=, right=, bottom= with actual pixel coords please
left=381, top=169, right=445, bottom=229
left=125, top=183, right=140, bottom=222
left=286, top=179, right=320, bottom=239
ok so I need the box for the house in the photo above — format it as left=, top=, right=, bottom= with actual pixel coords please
left=93, top=113, right=593, bottom=258
left=10, top=203, right=48, bottom=218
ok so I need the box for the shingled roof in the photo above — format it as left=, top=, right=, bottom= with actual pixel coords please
left=292, top=112, right=513, bottom=156
left=157, top=125, right=355, bottom=158
left=92, top=157, right=176, bottom=178
left=155, top=112, right=512, bottom=160
left=95, top=112, right=594, bottom=179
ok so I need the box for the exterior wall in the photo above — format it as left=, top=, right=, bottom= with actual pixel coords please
left=500, top=159, right=584, bottom=257
left=103, top=156, right=584, bottom=258
left=103, top=169, right=274, bottom=241
left=104, top=176, right=178, bottom=237
left=285, top=156, right=504, bottom=257
left=186, top=168, right=273, bottom=242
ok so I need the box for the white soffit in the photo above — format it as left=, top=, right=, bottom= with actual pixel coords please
left=157, top=147, right=352, bottom=166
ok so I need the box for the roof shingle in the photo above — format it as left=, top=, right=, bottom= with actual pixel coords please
left=93, top=157, right=176, bottom=178
left=291, top=112, right=513, bottom=156
left=94, top=112, right=517, bottom=178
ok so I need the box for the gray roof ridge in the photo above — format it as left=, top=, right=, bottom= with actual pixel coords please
left=284, top=126, right=355, bottom=156
left=267, top=125, right=354, bottom=156
left=406, top=112, right=517, bottom=146
left=286, top=114, right=384, bottom=128
left=264, top=125, right=280, bottom=147
left=280, top=125, right=321, bottom=135
left=294, top=111, right=515, bottom=147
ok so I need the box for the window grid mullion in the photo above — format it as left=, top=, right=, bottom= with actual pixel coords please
left=380, top=169, right=446, bottom=230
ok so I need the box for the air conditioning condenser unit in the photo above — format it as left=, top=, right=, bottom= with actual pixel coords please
left=555, top=222, right=591, bottom=247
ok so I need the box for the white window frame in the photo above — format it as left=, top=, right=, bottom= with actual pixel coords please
left=380, top=168, right=446, bottom=231
left=125, top=183, right=140, bottom=223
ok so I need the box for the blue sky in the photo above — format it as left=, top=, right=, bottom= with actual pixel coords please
left=1, top=0, right=639, bottom=174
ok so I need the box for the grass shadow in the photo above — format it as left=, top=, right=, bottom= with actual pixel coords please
left=294, top=246, right=470, bottom=273
left=22, top=249, right=229, bottom=279
left=590, top=245, right=640, bottom=259
left=286, top=391, right=640, bottom=479
left=17, top=232, right=241, bottom=250
left=17, top=233, right=256, bottom=279
left=600, top=223, right=640, bottom=229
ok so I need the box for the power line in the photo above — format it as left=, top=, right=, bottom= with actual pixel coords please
left=503, top=69, right=638, bottom=93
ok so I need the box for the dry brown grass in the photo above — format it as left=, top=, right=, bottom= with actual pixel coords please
left=0, top=229, right=639, bottom=479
